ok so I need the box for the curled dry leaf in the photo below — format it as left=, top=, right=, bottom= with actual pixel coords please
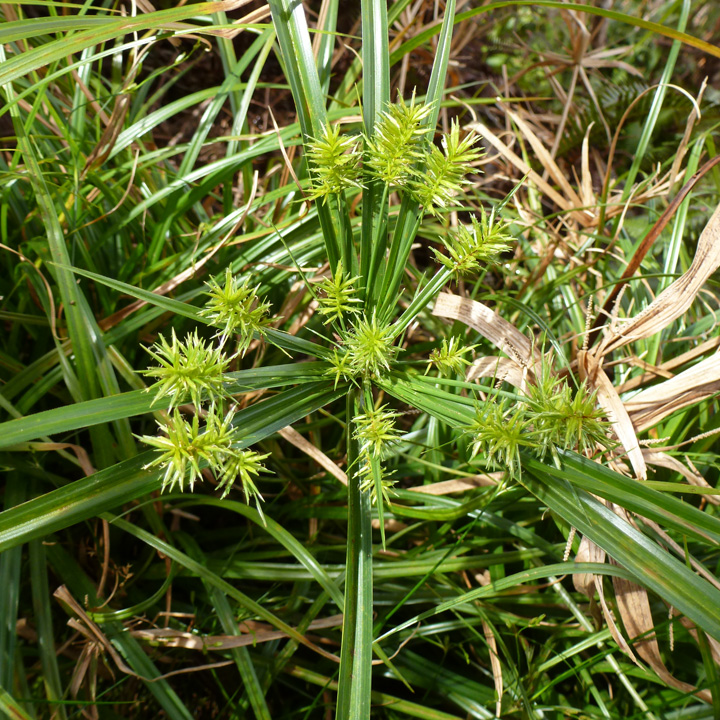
left=611, top=546, right=712, bottom=702
left=476, top=572, right=504, bottom=715
left=433, top=293, right=542, bottom=371
left=597, top=202, right=720, bottom=357
left=573, top=535, right=606, bottom=598
left=643, top=449, right=720, bottom=506
left=132, top=615, right=344, bottom=651
left=594, top=571, right=640, bottom=667
left=578, top=349, right=646, bottom=479
left=407, top=473, right=501, bottom=496
left=504, top=109, right=584, bottom=212
left=466, top=356, right=528, bottom=392
left=576, top=204, right=720, bottom=477
left=8, top=441, right=95, bottom=477
left=626, top=352, right=720, bottom=433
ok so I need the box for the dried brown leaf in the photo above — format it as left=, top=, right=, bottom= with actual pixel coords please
left=466, top=356, right=528, bottom=391
left=132, top=614, right=344, bottom=651
left=643, top=449, right=720, bottom=506
left=612, top=551, right=711, bottom=703
left=625, top=353, right=720, bottom=433
left=573, top=535, right=606, bottom=598
left=579, top=350, right=646, bottom=479
left=598, top=203, right=720, bottom=357
left=278, top=426, right=347, bottom=486
left=433, top=293, right=542, bottom=371
left=407, top=473, right=501, bottom=495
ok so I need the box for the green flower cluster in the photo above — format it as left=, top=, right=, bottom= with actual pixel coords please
left=306, top=94, right=482, bottom=217
left=138, top=270, right=274, bottom=507
left=140, top=407, right=268, bottom=504
left=470, top=371, right=610, bottom=477
left=353, top=404, right=402, bottom=506
left=432, top=207, right=513, bottom=277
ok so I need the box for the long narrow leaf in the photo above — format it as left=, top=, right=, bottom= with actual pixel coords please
left=0, top=382, right=344, bottom=552
left=0, top=363, right=331, bottom=448
left=520, top=465, right=720, bottom=642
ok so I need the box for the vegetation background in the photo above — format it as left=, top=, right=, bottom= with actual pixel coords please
left=1, top=0, right=720, bottom=718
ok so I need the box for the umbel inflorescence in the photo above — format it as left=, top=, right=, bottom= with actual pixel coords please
left=138, top=93, right=607, bottom=510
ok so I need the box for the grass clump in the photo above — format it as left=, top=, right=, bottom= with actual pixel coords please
left=1, top=1, right=720, bottom=720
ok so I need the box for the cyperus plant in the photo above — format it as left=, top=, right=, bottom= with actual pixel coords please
left=469, top=369, right=610, bottom=477
left=427, top=336, right=477, bottom=376
left=3, top=1, right=720, bottom=719
left=139, top=406, right=265, bottom=502
left=316, top=260, right=363, bottom=327
left=200, top=267, right=272, bottom=350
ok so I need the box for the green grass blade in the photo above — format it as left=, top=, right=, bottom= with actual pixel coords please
left=316, top=0, right=339, bottom=95
left=0, top=6, right=271, bottom=86
left=358, top=0, right=391, bottom=306
left=360, top=0, right=389, bottom=133
left=2, top=49, right=119, bottom=465
left=210, top=588, right=272, bottom=720
left=520, top=466, right=720, bottom=642
left=376, top=0, right=456, bottom=313
left=0, top=685, right=33, bottom=720
left=0, top=382, right=345, bottom=552
left=107, top=629, right=194, bottom=720
left=525, top=451, right=720, bottom=546
left=348, top=481, right=373, bottom=720
left=268, top=0, right=341, bottom=271
left=0, top=477, right=25, bottom=692
left=56, top=264, right=329, bottom=358
left=377, top=562, right=633, bottom=642
left=0, top=363, right=331, bottom=448
left=29, top=537, right=67, bottom=720
left=611, top=0, right=690, bottom=239
left=336, top=392, right=360, bottom=720
left=110, top=516, right=338, bottom=661
left=176, top=496, right=344, bottom=609
left=177, top=532, right=272, bottom=720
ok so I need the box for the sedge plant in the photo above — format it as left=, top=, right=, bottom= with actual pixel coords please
left=2, top=1, right=720, bottom=719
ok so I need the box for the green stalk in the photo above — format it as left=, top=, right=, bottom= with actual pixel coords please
left=337, top=389, right=374, bottom=720
left=391, top=267, right=452, bottom=339
left=378, top=201, right=423, bottom=319
left=364, top=182, right=390, bottom=307
left=376, top=0, right=456, bottom=315
left=0, top=477, right=24, bottom=693
left=29, top=536, right=67, bottom=720
left=268, top=0, right=341, bottom=272
left=336, top=391, right=360, bottom=719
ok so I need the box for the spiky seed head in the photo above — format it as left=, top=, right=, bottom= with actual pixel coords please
left=316, top=261, right=363, bottom=325
left=200, top=269, right=272, bottom=353
left=141, top=329, right=230, bottom=410
left=433, top=207, right=513, bottom=276
left=139, top=406, right=268, bottom=507
left=306, top=123, right=363, bottom=202
left=343, top=313, right=398, bottom=378
left=365, top=93, right=433, bottom=187
left=428, top=337, right=477, bottom=376
left=353, top=404, right=402, bottom=458
left=412, top=120, right=483, bottom=216
left=325, top=347, right=358, bottom=390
